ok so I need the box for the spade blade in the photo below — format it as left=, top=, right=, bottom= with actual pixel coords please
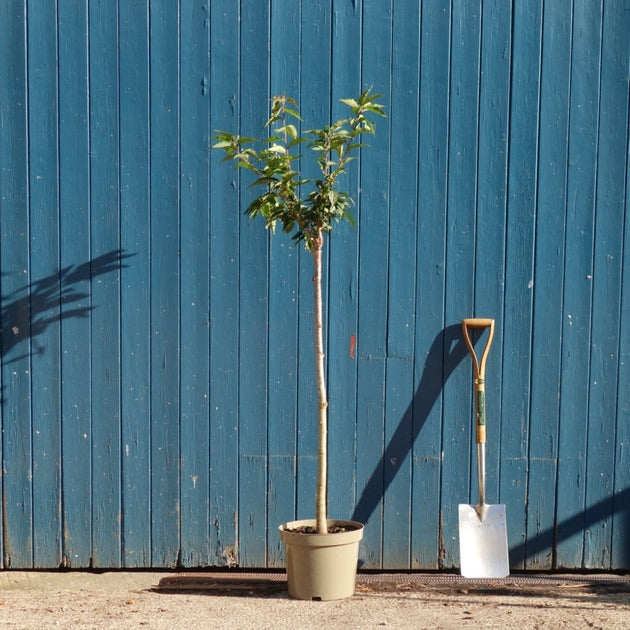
left=458, top=503, right=509, bottom=578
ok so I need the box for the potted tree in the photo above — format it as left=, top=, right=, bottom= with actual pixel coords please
left=213, top=89, right=385, bottom=600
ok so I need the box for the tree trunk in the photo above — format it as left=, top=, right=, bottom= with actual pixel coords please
left=312, top=234, right=328, bottom=535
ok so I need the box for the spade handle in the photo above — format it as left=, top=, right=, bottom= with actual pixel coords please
left=461, top=318, right=495, bottom=445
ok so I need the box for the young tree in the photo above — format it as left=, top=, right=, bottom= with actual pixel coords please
left=213, top=89, right=385, bottom=534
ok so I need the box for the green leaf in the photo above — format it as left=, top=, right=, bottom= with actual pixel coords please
left=283, top=107, right=302, bottom=120
left=211, top=140, right=232, bottom=149
left=339, top=98, right=358, bottom=109
left=251, top=176, right=278, bottom=188
left=235, top=162, right=258, bottom=173
left=267, top=144, right=287, bottom=155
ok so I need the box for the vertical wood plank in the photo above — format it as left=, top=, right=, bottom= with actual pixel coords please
left=149, top=0, right=181, bottom=567
left=411, top=0, right=451, bottom=570
left=611, top=4, right=630, bottom=566
left=326, top=2, right=360, bottom=532
left=266, top=0, right=301, bottom=568
left=88, top=0, right=122, bottom=568
left=383, top=359, right=414, bottom=567
left=556, top=0, right=602, bottom=569
left=179, top=0, right=211, bottom=568
left=300, top=7, right=335, bottom=531
left=384, top=0, right=419, bottom=569
left=208, top=0, right=240, bottom=567
left=500, top=0, right=543, bottom=570
left=474, top=0, right=510, bottom=520
left=0, top=0, right=32, bottom=569
left=583, top=0, right=628, bottom=570
left=237, top=0, right=270, bottom=567
left=119, top=0, right=151, bottom=568
left=58, top=2, right=92, bottom=568
left=441, top=0, right=482, bottom=569
left=313, top=0, right=347, bottom=528
left=294, top=3, right=336, bottom=527
left=356, top=0, right=392, bottom=569
left=613, top=169, right=630, bottom=569
left=27, top=0, right=62, bottom=569
left=526, top=0, right=571, bottom=570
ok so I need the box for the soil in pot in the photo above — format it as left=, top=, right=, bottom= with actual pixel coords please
left=286, top=523, right=358, bottom=535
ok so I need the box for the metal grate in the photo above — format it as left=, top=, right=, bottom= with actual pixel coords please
left=157, top=571, right=630, bottom=592
left=357, top=573, right=630, bottom=586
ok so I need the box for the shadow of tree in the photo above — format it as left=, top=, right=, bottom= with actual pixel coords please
left=352, top=324, right=470, bottom=525
left=0, top=249, right=133, bottom=394
left=513, top=486, right=630, bottom=570
left=351, top=323, right=629, bottom=571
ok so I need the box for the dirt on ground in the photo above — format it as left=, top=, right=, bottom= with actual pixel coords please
left=0, top=571, right=628, bottom=629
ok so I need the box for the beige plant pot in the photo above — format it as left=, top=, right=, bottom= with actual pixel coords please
left=279, top=519, right=364, bottom=601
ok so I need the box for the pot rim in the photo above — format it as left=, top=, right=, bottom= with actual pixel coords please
left=279, top=519, right=364, bottom=545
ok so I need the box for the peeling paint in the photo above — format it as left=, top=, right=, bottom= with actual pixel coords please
left=222, top=545, right=238, bottom=567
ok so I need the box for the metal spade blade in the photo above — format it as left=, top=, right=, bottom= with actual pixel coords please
left=458, top=502, right=509, bottom=578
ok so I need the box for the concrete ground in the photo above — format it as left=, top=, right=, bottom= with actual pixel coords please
left=0, top=570, right=628, bottom=629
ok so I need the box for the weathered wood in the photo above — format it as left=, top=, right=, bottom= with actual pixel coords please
left=0, top=0, right=32, bottom=570
left=583, top=0, right=628, bottom=570
left=556, top=0, right=603, bottom=569
left=0, top=0, right=627, bottom=571
left=266, top=0, right=301, bottom=565
left=500, top=0, right=543, bottom=571
left=58, top=2, right=92, bottom=568
left=356, top=0, right=392, bottom=568
left=180, top=0, right=211, bottom=568
left=27, top=0, right=62, bottom=570
left=411, top=0, right=451, bottom=570
left=149, top=0, right=182, bottom=568
left=237, top=0, right=271, bottom=568
left=208, top=0, right=240, bottom=568
left=325, top=0, right=359, bottom=545
left=119, top=0, right=152, bottom=569
left=526, top=0, right=571, bottom=571
left=89, top=0, right=122, bottom=568
left=441, top=0, right=482, bottom=569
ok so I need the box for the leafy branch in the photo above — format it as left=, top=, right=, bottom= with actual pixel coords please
left=212, top=88, right=385, bottom=250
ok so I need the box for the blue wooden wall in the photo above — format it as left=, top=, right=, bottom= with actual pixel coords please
left=0, top=0, right=628, bottom=570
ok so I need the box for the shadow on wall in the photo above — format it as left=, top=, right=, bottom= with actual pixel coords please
left=351, top=323, right=629, bottom=570
left=352, top=324, right=469, bottom=526
left=0, top=249, right=133, bottom=400
left=512, top=486, right=630, bottom=570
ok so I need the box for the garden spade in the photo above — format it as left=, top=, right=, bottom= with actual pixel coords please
left=458, top=318, right=509, bottom=578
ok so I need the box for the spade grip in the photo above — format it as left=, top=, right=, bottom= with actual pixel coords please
left=462, top=319, right=495, bottom=444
